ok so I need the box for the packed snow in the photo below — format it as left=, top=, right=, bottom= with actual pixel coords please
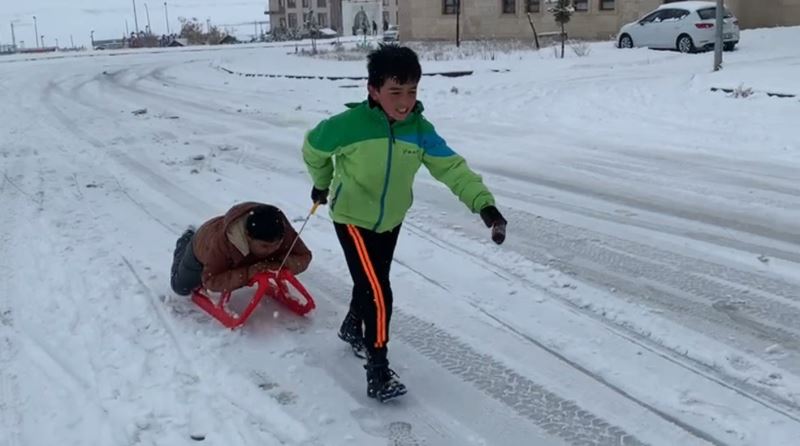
left=1, top=26, right=799, bottom=446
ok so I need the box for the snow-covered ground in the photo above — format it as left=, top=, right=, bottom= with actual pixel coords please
left=1, top=27, right=799, bottom=446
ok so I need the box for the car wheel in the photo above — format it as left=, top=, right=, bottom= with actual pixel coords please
left=723, top=42, right=736, bottom=51
left=677, top=34, right=695, bottom=53
left=619, top=34, right=633, bottom=49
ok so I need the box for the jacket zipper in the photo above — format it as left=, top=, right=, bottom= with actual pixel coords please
left=330, top=183, right=343, bottom=212
left=373, top=118, right=394, bottom=231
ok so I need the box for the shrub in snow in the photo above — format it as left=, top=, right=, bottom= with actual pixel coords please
left=731, top=84, right=754, bottom=98
left=569, top=40, right=591, bottom=57
left=356, top=40, right=374, bottom=52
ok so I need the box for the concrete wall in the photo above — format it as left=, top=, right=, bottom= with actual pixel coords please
left=401, top=0, right=669, bottom=41
left=730, top=0, right=800, bottom=28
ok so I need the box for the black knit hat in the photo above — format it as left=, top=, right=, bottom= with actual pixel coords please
left=245, top=205, right=285, bottom=242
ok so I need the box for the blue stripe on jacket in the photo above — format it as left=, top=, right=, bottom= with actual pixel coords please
left=396, top=132, right=456, bottom=157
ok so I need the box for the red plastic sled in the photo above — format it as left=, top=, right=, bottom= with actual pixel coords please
left=191, top=270, right=316, bottom=329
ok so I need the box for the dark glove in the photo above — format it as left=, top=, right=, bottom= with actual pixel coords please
left=311, top=186, right=328, bottom=205
left=479, top=205, right=507, bottom=245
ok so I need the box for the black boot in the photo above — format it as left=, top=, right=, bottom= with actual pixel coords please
left=171, top=228, right=196, bottom=278
left=365, top=359, right=407, bottom=402
left=338, top=311, right=367, bottom=359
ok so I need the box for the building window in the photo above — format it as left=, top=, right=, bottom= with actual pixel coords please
left=526, top=0, right=540, bottom=12
left=288, top=12, right=298, bottom=28
left=599, top=0, right=614, bottom=10
left=317, top=0, right=326, bottom=7
left=278, top=0, right=284, bottom=8
left=287, top=0, right=296, bottom=8
left=442, top=0, right=458, bottom=15
left=502, top=0, right=516, bottom=14
left=383, top=0, right=389, bottom=5
left=574, top=0, right=588, bottom=12
left=302, top=0, right=309, bottom=8
left=318, top=13, right=327, bottom=27
left=279, top=17, right=286, bottom=28
left=383, top=11, right=390, bottom=23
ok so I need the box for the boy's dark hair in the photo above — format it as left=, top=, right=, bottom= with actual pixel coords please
left=245, top=205, right=285, bottom=242
left=367, top=44, right=422, bottom=89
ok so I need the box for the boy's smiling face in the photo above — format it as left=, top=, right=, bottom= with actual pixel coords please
left=368, top=78, right=418, bottom=122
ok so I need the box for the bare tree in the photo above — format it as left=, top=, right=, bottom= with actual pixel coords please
left=179, top=16, right=224, bottom=45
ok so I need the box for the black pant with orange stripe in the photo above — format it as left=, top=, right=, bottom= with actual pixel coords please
left=334, top=222, right=402, bottom=362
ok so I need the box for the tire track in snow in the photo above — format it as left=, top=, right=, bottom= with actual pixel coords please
left=401, top=215, right=800, bottom=425
left=394, top=313, right=653, bottom=446
left=392, top=256, right=724, bottom=445
left=483, top=164, right=800, bottom=248
left=483, top=203, right=800, bottom=346
left=0, top=317, right=22, bottom=446
left=40, top=78, right=218, bottom=227
left=300, top=265, right=656, bottom=446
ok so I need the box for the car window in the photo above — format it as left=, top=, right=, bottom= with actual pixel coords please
left=660, top=9, right=689, bottom=22
left=652, top=10, right=676, bottom=23
left=697, top=7, right=733, bottom=20
left=639, top=11, right=662, bottom=24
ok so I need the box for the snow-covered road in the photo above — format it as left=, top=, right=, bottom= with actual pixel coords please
left=1, top=29, right=799, bottom=446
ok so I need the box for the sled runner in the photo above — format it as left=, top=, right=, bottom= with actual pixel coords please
left=191, top=270, right=316, bottom=329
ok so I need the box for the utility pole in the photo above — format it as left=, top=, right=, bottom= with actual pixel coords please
left=164, top=2, right=170, bottom=34
left=132, top=0, right=140, bottom=34
left=33, top=15, right=39, bottom=47
left=10, top=22, right=17, bottom=49
left=70, top=35, right=74, bottom=48
left=144, top=3, right=152, bottom=34
left=713, top=0, right=724, bottom=71
left=456, top=0, right=461, bottom=47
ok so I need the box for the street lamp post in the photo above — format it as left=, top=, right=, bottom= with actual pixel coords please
left=33, top=15, right=39, bottom=48
left=144, top=3, right=152, bottom=34
left=90, top=30, right=95, bottom=47
left=10, top=22, right=17, bottom=49
left=132, top=0, right=140, bottom=34
left=713, top=0, right=724, bottom=71
left=456, top=0, right=461, bottom=48
left=164, top=2, right=170, bottom=35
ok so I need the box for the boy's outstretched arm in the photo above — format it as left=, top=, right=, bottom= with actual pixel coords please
left=302, top=118, right=341, bottom=198
left=421, top=122, right=507, bottom=244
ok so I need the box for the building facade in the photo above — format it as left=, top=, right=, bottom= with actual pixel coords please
left=725, top=0, right=800, bottom=28
left=399, top=0, right=800, bottom=42
left=266, top=0, right=400, bottom=36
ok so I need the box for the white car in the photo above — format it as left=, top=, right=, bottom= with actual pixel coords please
left=383, top=24, right=399, bottom=42
left=617, top=1, right=740, bottom=53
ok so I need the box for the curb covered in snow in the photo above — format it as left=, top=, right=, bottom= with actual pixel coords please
left=710, top=87, right=796, bottom=98
left=218, top=66, right=473, bottom=81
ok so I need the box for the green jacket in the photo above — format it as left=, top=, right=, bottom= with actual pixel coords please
left=302, top=100, right=495, bottom=233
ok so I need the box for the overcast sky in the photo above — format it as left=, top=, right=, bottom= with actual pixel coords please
left=0, top=0, right=270, bottom=48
